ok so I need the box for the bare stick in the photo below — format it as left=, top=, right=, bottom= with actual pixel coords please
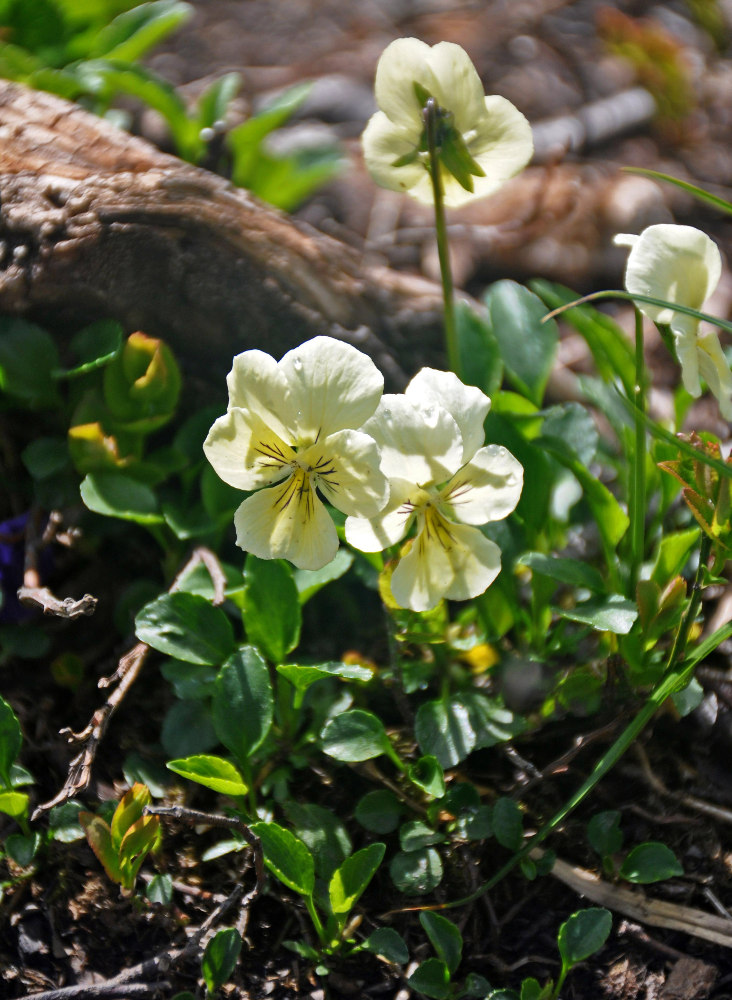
left=17, top=587, right=98, bottom=619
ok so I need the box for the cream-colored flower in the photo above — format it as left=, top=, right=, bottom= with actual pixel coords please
left=345, top=369, right=523, bottom=611
left=362, top=37, right=533, bottom=208
left=204, top=337, right=389, bottom=570
left=615, top=224, right=732, bottom=420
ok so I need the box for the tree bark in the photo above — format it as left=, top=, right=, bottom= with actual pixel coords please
left=0, top=81, right=445, bottom=388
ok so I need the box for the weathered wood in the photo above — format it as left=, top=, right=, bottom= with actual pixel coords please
left=0, top=81, right=445, bottom=387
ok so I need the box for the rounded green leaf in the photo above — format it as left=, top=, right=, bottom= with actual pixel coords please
left=620, top=842, right=683, bottom=884
left=492, top=797, right=524, bottom=851
left=242, top=555, right=301, bottom=664
left=415, top=698, right=475, bottom=769
left=321, top=709, right=391, bottom=763
left=419, top=911, right=462, bottom=976
left=202, top=927, right=242, bottom=994
left=587, top=811, right=623, bottom=859
left=212, top=646, right=273, bottom=763
left=80, top=472, right=164, bottom=525
left=277, top=660, right=372, bottom=695
left=355, top=790, right=403, bottom=834
left=166, top=755, right=248, bottom=797
left=328, top=842, right=385, bottom=917
left=389, top=847, right=443, bottom=896
left=136, top=592, right=234, bottom=665
left=407, top=958, right=451, bottom=1000
left=557, top=907, right=612, bottom=968
left=250, top=821, right=314, bottom=897
left=486, top=280, right=558, bottom=406
left=0, top=696, right=22, bottom=789
left=399, top=820, right=444, bottom=853
left=363, top=926, right=408, bottom=964
left=408, top=755, right=445, bottom=798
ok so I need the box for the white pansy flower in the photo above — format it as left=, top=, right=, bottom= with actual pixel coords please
left=345, top=369, right=523, bottom=611
left=615, top=224, right=732, bottom=420
left=362, top=37, right=533, bottom=208
left=204, top=336, right=389, bottom=570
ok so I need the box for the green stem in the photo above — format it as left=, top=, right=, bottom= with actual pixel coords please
left=437, top=536, right=712, bottom=911
left=425, top=100, right=458, bottom=374
left=305, top=894, right=327, bottom=945
left=629, top=306, right=647, bottom=597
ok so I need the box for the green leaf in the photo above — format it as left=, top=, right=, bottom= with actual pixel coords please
left=650, top=528, right=700, bottom=585
left=242, top=555, right=301, bottom=663
left=354, top=789, right=403, bottom=834
left=587, top=811, right=623, bottom=858
left=166, top=754, right=248, bottom=797
left=202, top=927, right=242, bottom=994
left=486, top=280, right=558, bottom=406
left=400, top=820, right=444, bottom=852
left=320, top=709, right=392, bottom=763
left=93, top=0, right=192, bottom=63
left=459, top=691, right=526, bottom=750
left=283, top=801, right=351, bottom=881
left=542, top=402, right=598, bottom=467
left=136, top=592, right=234, bottom=665
left=492, top=797, right=523, bottom=851
left=293, top=548, right=353, bottom=604
left=250, top=821, right=315, bottom=896
left=0, top=317, right=60, bottom=407
left=147, top=872, right=173, bottom=905
left=407, top=958, right=451, bottom=999
left=557, top=594, right=637, bottom=634
left=81, top=472, right=164, bottom=525
left=557, top=907, right=612, bottom=969
left=212, top=646, right=273, bottom=762
left=22, top=437, right=70, bottom=480
left=5, top=832, right=40, bottom=867
left=419, top=911, right=462, bottom=975
left=454, top=300, right=503, bottom=397
left=362, top=927, right=409, bottom=965
left=160, top=660, right=217, bottom=701
left=518, top=553, right=605, bottom=593
left=48, top=801, right=85, bottom=843
left=79, top=812, right=121, bottom=883
left=620, top=842, right=683, bottom=884
left=196, top=71, right=241, bottom=129
left=0, top=696, right=22, bottom=789
left=110, top=783, right=150, bottom=851
left=0, top=790, right=29, bottom=822
left=415, top=698, right=475, bottom=768
left=161, top=699, right=217, bottom=758
left=389, top=847, right=443, bottom=895
left=118, top=814, right=160, bottom=887
left=407, top=755, right=445, bottom=798
left=671, top=678, right=704, bottom=717
left=328, top=842, right=385, bottom=917
left=277, top=660, right=372, bottom=696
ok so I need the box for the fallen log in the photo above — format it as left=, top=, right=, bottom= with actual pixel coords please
left=0, top=81, right=445, bottom=387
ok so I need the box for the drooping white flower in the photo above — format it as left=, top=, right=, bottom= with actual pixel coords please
left=345, top=369, right=523, bottom=611
left=615, top=224, right=732, bottom=420
left=204, top=336, right=389, bottom=570
left=362, top=37, right=534, bottom=208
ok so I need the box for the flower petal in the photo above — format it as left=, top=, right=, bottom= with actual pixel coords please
left=697, top=331, right=732, bottom=420
left=427, top=41, right=488, bottom=134
left=674, top=329, right=701, bottom=398
left=226, top=350, right=293, bottom=442
left=441, top=445, right=523, bottom=524
left=623, top=224, right=721, bottom=327
left=362, top=111, right=428, bottom=197
left=374, top=37, right=437, bottom=129
left=364, top=394, right=463, bottom=483
left=307, top=429, right=389, bottom=517
left=406, top=368, right=490, bottom=461
left=234, top=473, right=338, bottom=571
left=345, top=478, right=422, bottom=552
left=441, top=95, right=533, bottom=209
left=279, top=336, right=384, bottom=443
left=441, top=524, right=502, bottom=601
left=390, top=523, right=454, bottom=612
left=203, top=408, right=294, bottom=490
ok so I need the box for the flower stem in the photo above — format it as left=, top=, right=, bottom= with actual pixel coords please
left=425, top=100, right=459, bottom=374
left=629, top=306, right=647, bottom=596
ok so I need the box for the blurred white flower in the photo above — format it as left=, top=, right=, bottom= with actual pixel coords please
left=615, top=224, right=732, bottom=420
left=362, top=37, right=533, bottom=208
left=346, top=369, right=523, bottom=611
left=204, top=336, right=389, bottom=570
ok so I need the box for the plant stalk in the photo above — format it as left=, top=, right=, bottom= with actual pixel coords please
left=425, top=100, right=459, bottom=374
left=629, top=306, right=647, bottom=596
